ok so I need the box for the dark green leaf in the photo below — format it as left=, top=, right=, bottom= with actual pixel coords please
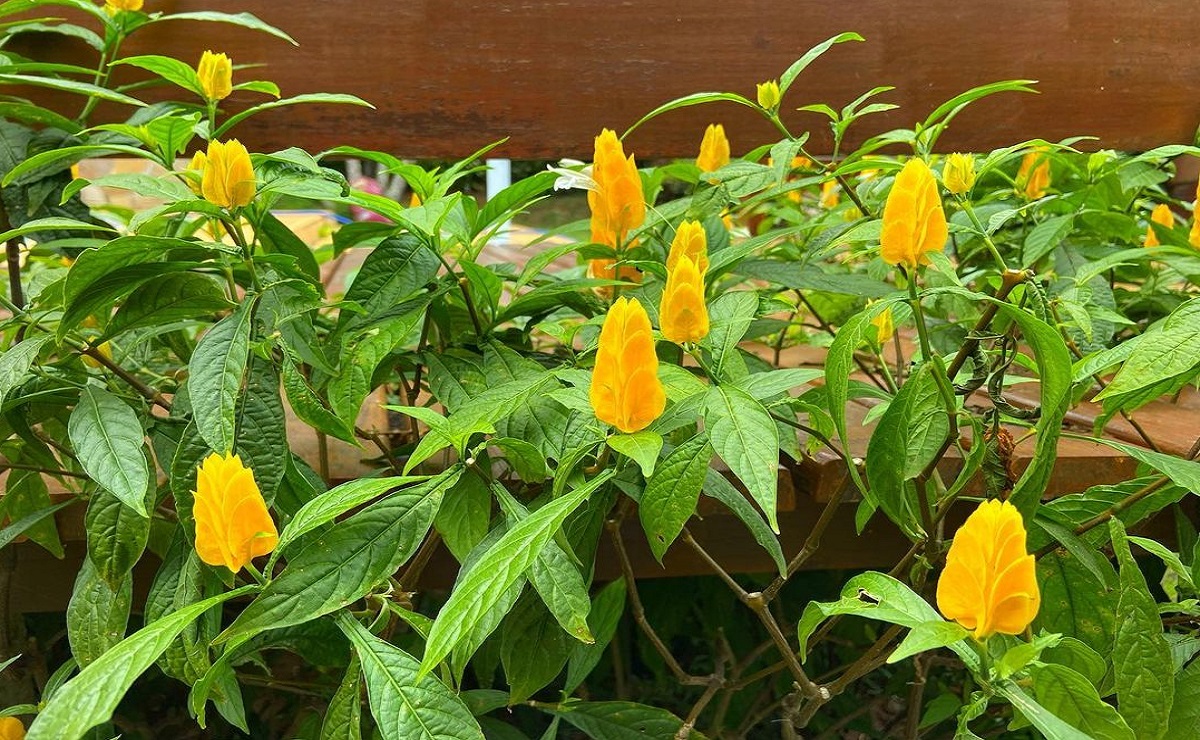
left=640, top=434, right=711, bottom=561
left=188, top=300, right=253, bottom=453
left=69, top=386, right=149, bottom=517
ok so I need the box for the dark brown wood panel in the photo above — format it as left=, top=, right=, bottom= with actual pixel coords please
left=18, top=1, right=1200, bottom=158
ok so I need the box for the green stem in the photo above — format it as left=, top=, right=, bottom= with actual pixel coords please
left=906, top=275, right=959, bottom=432
left=956, top=195, right=1009, bottom=271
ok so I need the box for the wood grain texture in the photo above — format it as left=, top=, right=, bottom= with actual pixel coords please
left=19, top=0, right=1200, bottom=158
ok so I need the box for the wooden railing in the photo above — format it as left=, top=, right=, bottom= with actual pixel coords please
left=21, top=0, right=1200, bottom=159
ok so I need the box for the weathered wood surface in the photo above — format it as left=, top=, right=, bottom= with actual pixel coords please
left=18, top=1, right=1200, bottom=158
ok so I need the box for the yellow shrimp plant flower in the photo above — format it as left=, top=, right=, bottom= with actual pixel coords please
left=588, top=128, right=644, bottom=249
left=696, top=123, right=731, bottom=174
left=104, top=0, right=142, bottom=13
left=936, top=499, right=1040, bottom=640
left=666, top=220, right=709, bottom=275
left=0, top=717, right=24, bottom=740
left=1016, top=149, right=1051, bottom=199
left=198, top=50, right=233, bottom=102
left=590, top=297, right=665, bottom=434
left=193, top=452, right=278, bottom=573
left=1144, top=203, right=1173, bottom=247
left=200, top=139, right=256, bottom=209
left=660, top=254, right=708, bottom=345
left=879, top=159, right=948, bottom=269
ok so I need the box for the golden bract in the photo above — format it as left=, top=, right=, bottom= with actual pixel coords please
left=943, top=153, right=976, bottom=195
left=879, top=159, right=948, bottom=269
left=201, top=139, right=256, bottom=209
left=666, top=220, right=709, bottom=275
left=1017, top=149, right=1051, bottom=199
left=660, top=254, right=709, bottom=345
left=104, top=0, right=142, bottom=13
left=198, top=50, right=233, bottom=102
left=869, top=304, right=894, bottom=343
left=587, top=128, right=644, bottom=249
left=193, top=452, right=278, bottom=573
left=1191, top=188, right=1200, bottom=249
left=696, top=124, right=731, bottom=174
left=0, top=717, right=24, bottom=740
left=589, top=297, right=665, bottom=434
left=936, top=499, right=1040, bottom=640
left=1144, top=203, right=1173, bottom=247
left=756, top=80, right=781, bottom=110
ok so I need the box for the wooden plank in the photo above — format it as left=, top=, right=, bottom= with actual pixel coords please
left=15, top=1, right=1200, bottom=158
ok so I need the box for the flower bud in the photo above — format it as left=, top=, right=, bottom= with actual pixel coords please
left=666, top=220, right=708, bottom=275
left=942, top=153, right=976, bottom=195
left=197, top=50, right=233, bottom=102
left=756, top=80, right=781, bottom=110
left=869, top=304, right=894, bottom=344
left=696, top=124, right=730, bottom=174
left=0, top=717, right=24, bottom=740
left=200, top=139, right=256, bottom=209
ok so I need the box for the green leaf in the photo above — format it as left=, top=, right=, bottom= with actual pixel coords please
left=778, top=32, right=864, bottom=93
left=0, top=73, right=144, bottom=108
left=26, top=586, right=253, bottom=740
left=639, top=434, right=711, bottom=562
left=258, top=210, right=321, bottom=281
left=434, top=473, right=491, bottom=562
left=66, top=559, right=131, bottom=668
left=995, top=681, right=1097, bottom=740
left=220, top=468, right=460, bottom=644
left=704, top=385, right=779, bottom=532
left=886, top=620, right=968, bottom=664
left=144, top=534, right=218, bottom=685
left=1109, top=520, right=1174, bottom=739
left=606, top=431, right=662, bottom=479
left=546, top=700, right=705, bottom=740
left=865, top=364, right=948, bottom=535
left=621, top=92, right=757, bottom=139
left=0, top=335, right=49, bottom=407
left=701, top=292, right=757, bottom=381
left=233, top=358, right=289, bottom=501
left=336, top=613, right=484, bottom=740
left=111, top=54, right=203, bottom=97
left=419, top=470, right=614, bottom=677
left=281, top=359, right=359, bottom=445
left=0, top=216, right=113, bottom=242
left=733, top=368, right=823, bottom=401
left=1022, top=214, right=1075, bottom=267
left=564, top=579, right=626, bottom=695
left=824, top=298, right=906, bottom=498
left=1035, top=552, right=1118, bottom=655
left=270, top=475, right=430, bottom=567
left=213, top=93, right=373, bottom=139
left=2, top=470, right=63, bottom=557
left=68, top=386, right=149, bottom=517
left=1083, top=437, right=1200, bottom=495
left=84, top=484, right=151, bottom=590
left=148, top=10, right=297, bottom=44
left=1028, top=663, right=1135, bottom=740
left=795, top=573, right=966, bottom=665
left=490, top=437, right=549, bottom=483
left=491, top=486, right=594, bottom=645
left=188, top=300, right=254, bottom=453
left=701, top=468, right=785, bottom=576
left=106, top=272, right=231, bottom=337
left=501, top=597, right=572, bottom=703
left=0, top=500, right=72, bottom=551
left=1167, top=656, right=1200, bottom=737
left=320, top=656, right=363, bottom=740
left=996, top=304, right=1073, bottom=518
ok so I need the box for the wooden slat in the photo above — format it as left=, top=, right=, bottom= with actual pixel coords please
left=17, top=1, right=1200, bottom=158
